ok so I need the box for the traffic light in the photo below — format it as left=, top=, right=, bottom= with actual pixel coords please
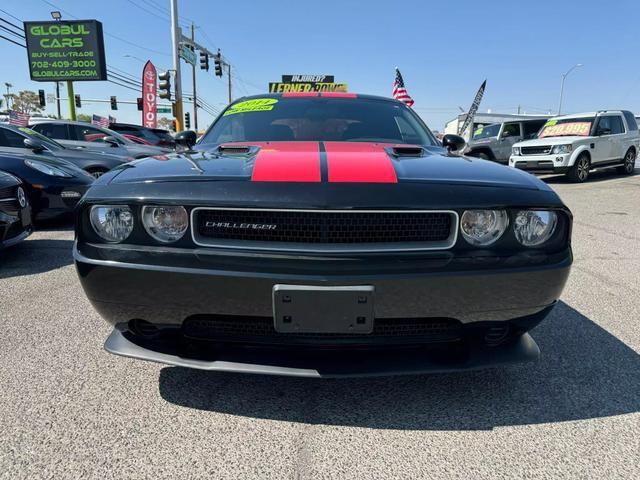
left=110, top=96, right=118, bottom=110
left=158, top=71, right=172, bottom=100
left=185, top=111, right=191, bottom=129
left=137, top=97, right=143, bottom=111
left=171, top=119, right=176, bottom=132
left=199, top=51, right=209, bottom=71
left=214, top=51, right=223, bottom=77
left=74, top=94, right=81, bottom=108
left=38, top=89, right=46, bottom=107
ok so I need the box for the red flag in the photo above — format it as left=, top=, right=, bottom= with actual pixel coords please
left=142, top=61, right=157, bottom=128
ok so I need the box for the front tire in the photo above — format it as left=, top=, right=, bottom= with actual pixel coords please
left=567, top=153, right=590, bottom=183
left=472, top=152, right=490, bottom=160
left=617, top=148, right=636, bottom=175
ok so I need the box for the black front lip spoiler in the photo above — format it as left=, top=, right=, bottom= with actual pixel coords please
left=104, top=327, right=540, bottom=378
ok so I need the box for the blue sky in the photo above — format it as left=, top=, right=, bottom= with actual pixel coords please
left=2, top=0, right=639, bottom=131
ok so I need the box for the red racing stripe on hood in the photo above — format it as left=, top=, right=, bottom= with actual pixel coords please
left=251, top=141, right=321, bottom=182
left=324, top=142, right=398, bottom=183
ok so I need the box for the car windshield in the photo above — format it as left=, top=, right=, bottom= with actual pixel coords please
left=539, top=118, right=594, bottom=138
left=472, top=124, right=500, bottom=140
left=198, top=97, right=437, bottom=146
left=16, top=126, right=65, bottom=150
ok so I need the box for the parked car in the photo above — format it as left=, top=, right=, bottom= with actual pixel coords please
left=108, top=123, right=175, bottom=148
left=510, top=110, right=639, bottom=182
left=0, top=170, right=32, bottom=248
left=121, top=134, right=151, bottom=145
left=29, top=121, right=170, bottom=159
left=74, top=93, right=572, bottom=378
left=465, top=118, right=549, bottom=164
left=0, top=151, right=93, bottom=221
left=0, top=124, right=131, bottom=178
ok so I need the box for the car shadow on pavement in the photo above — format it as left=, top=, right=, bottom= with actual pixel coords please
left=543, top=169, right=638, bottom=184
left=0, top=237, right=74, bottom=279
left=159, top=301, right=640, bottom=431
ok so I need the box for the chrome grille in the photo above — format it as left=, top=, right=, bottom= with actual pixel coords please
left=191, top=208, right=458, bottom=252
left=0, top=186, right=19, bottom=216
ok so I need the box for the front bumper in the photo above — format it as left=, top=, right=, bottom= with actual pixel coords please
left=510, top=155, right=570, bottom=174
left=0, top=205, right=32, bottom=249
left=75, top=241, right=571, bottom=375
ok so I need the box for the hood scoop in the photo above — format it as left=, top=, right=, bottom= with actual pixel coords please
left=387, top=146, right=426, bottom=158
left=217, top=144, right=259, bottom=157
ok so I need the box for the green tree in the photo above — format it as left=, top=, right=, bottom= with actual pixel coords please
left=11, top=90, right=43, bottom=114
left=77, top=113, right=92, bottom=123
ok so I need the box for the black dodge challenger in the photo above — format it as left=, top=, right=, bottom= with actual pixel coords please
left=74, top=93, right=572, bottom=377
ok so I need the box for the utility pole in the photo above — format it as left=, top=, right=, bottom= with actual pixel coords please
left=191, top=23, right=198, bottom=132
left=67, top=81, right=76, bottom=120
left=55, top=82, right=61, bottom=118
left=227, top=63, right=232, bottom=103
left=170, top=0, right=184, bottom=131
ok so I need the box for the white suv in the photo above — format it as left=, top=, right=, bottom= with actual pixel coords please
left=509, top=110, right=639, bottom=182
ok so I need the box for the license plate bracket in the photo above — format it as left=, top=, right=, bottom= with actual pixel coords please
left=273, top=285, right=374, bottom=334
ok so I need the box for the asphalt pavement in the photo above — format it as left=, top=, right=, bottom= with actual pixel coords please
left=0, top=168, right=639, bottom=479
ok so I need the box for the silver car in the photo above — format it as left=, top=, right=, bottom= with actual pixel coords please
left=465, top=118, right=549, bottom=164
left=30, top=121, right=170, bottom=159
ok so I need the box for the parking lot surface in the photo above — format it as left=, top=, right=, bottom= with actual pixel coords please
left=1, top=171, right=639, bottom=479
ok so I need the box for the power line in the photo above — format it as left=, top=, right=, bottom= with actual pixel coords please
left=0, top=23, right=24, bottom=40
left=0, top=16, right=24, bottom=35
left=40, top=0, right=171, bottom=57
left=0, top=32, right=25, bottom=48
left=0, top=7, right=22, bottom=23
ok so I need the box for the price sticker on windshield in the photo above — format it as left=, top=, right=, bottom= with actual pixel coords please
left=224, top=98, right=278, bottom=116
left=540, top=122, right=591, bottom=138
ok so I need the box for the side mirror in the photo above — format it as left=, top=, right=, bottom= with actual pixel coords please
left=101, top=136, right=120, bottom=147
left=442, top=134, right=466, bottom=153
left=23, top=137, right=45, bottom=153
left=175, top=130, right=197, bottom=150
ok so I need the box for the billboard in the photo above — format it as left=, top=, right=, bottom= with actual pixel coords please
left=142, top=61, right=157, bottom=128
left=24, top=20, right=107, bottom=82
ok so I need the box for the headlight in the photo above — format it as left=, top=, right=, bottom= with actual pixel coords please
left=24, top=159, right=71, bottom=177
left=141, top=206, right=188, bottom=243
left=514, top=210, right=558, bottom=246
left=551, top=144, right=572, bottom=154
left=460, top=210, right=509, bottom=246
left=90, top=205, right=134, bottom=243
left=512, top=147, right=520, bottom=156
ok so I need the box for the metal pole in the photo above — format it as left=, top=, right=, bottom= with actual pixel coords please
left=558, top=75, right=566, bottom=116
left=170, top=0, right=184, bottom=131
left=191, top=23, right=198, bottom=132
left=55, top=82, right=61, bottom=118
left=67, top=81, right=76, bottom=120
left=227, top=63, right=232, bottom=103
left=558, top=64, right=583, bottom=115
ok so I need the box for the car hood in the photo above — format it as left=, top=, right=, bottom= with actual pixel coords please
left=105, top=141, right=546, bottom=191
left=53, top=147, right=130, bottom=162
left=514, top=136, right=590, bottom=147
left=3, top=151, right=94, bottom=178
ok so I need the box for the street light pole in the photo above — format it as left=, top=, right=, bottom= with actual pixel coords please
left=170, top=0, right=184, bottom=132
left=558, top=63, right=583, bottom=115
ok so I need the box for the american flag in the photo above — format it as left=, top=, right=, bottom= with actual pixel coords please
left=9, top=110, right=30, bottom=127
left=393, top=68, right=414, bottom=107
left=92, top=114, right=110, bottom=128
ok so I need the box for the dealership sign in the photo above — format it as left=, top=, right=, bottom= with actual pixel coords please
left=142, top=61, right=157, bottom=129
left=24, top=20, right=107, bottom=82
left=269, top=74, right=347, bottom=93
